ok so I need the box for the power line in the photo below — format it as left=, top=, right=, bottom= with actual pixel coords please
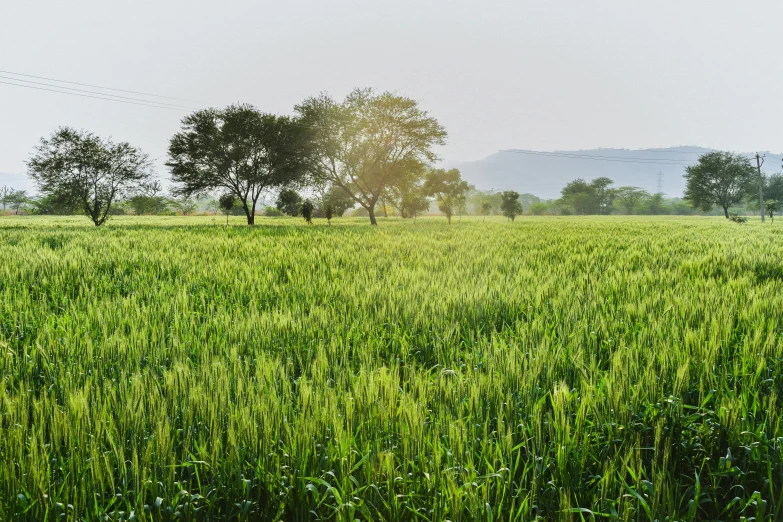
left=0, top=80, right=191, bottom=111
left=0, top=75, right=197, bottom=110
left=502, top=149, right=695, bottom=165
left=0, top=70, right=197, bottom=102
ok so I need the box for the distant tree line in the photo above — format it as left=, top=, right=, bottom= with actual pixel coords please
left=10, top=97, right=779, bottom=224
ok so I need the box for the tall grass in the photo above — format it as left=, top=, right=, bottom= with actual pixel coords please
left=1, top=216, right=782, bottom=521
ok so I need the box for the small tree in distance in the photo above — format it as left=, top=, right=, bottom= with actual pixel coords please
left=276, top=189, right=302, bottom=217
left=1, top=186, right=12, bottom=211
left=500, top=191, right=523, bottom=221
left=766, top=199, right=779, bottom=222
left=614, top=186, right=650, bottom=215
left=7, top=190, right=29, bottom=214
left=301, top=200, right=314, bottom=224
left=424, top=168, right=469, bottom=224
left=219, top=193, right=237, bottom=225
left=480, top=200, right=492, bottom=221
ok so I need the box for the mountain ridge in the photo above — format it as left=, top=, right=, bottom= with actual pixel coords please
left=448, top=147, right=783, bottom=199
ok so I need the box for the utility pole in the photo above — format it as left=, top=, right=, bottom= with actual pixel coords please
left=756, top=153, right=765, bottom=222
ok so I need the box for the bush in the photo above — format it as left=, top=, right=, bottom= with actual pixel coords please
left=263, top=206, right=284, bottom=217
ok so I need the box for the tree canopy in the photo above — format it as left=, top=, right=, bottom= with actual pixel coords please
left=684, top=151, right=756, bottom=218
left=295, top=88, right=447, bottom=225
left=500, top=191, right=523, bottom=221
left=424, top=168, right=469, bottom=224
left=167, top=104, right=310, bottom=225
left=27, top=127, right=152, bottom=226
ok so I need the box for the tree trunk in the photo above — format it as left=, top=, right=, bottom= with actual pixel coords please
left=723, top=206, right=729, bottom=219
left=242, top=200, right=255, bottom=225
left=447, top=213, right=452, bottom=224
left=368, top=207, right=378, bottom=226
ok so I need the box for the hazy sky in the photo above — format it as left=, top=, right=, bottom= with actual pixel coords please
left=2, top=0, right=782, bottom=192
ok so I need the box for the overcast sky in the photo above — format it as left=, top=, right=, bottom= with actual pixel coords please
left=2, top=0, right=782, bottom=192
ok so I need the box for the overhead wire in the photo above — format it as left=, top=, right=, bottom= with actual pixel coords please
left=0, top=80, right=191, bottom=111
left=0, top=69, right=197, bottom=102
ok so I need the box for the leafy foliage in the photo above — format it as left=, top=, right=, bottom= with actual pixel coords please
left=167, top=104, right=310, bottom=225
left=27, top=127, right=152, bottom=226
left=684, top=151, right=756, bottom=218
left=295, top=89, right=446, bottom=225
left=276, top=189, right=302, bottom=217
left=500, top=190, right=523, bottom=220
left=424, top=168, right=469, bottom=224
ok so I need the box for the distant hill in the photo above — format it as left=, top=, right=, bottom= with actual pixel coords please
left=448, top=147, right=783, bottom=200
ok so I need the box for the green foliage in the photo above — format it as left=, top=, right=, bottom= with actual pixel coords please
left=320, top=185, right=354, bottom=219
left=684, top=151, right=756, bottom=218
left=3, top=216, right=783, bottom=520
left=424, top=168, right=469, bottom=224
left=296, top=88, right=447, bottom=225
left=560, top=177, right=616, bottom=215
left=263, top=206, right=284, bottom=217
left=167, top=104, right=310, bottom=225
left=529, top=201, right=549, bottom=215
left=301, top=200, right=314, bottom=223
left=614, top=186, right=651, bottom=215
left=27, top=127, right=152, bottom=226
left=765, top=199, right=778, bottom=221
left=276, top=189, right=302, bottom=216
left=728, top=212, right=747, bottom=223
left=4, top=189, right=29, bottom=214
left=170, top=197, right=199, bottom=216
left=500, top=190, right=523, bottom=220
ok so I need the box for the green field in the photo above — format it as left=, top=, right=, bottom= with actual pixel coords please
left=1, top=216, right=783, bottom=521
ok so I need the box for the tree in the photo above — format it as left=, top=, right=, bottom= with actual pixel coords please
left=276, top=189, right=302, bottom=216
left=301, top=200, right=314, bottom=224
left=646, top=192, right=665, bottom=215
left=127, top=180, right=170, bottom=215
left=321, top=185, right=353, bottom=221
left=530, top=201, right=549, bottom=215
left=766, top=199, right=779, bottom=222
left=424, top=168, right=469, bottom=224
left=500, top=191, right=523, bottom=221
left=560, top=178, right=597, bottom=215
left=591, top=177, right=615, bottom=214
left=171, top=197, right=198, bottom=216
left=167, top=104, right=310, bottom=225
left=28, top=127, right=152, bottom=226
left=614, top=186, right=650, bottom=214
left=295, top=88, right=447, bottom=225
left=385, top=161, right=427, bottom=218
left=6, top=190, right=28, bottom=214
left=1, top=186, right=12, bottom=211
left=218, top=193, right=237, bottom=225
left=684, top=151, right=756, bottom=218
left=480, top=199, right=492, bottom=220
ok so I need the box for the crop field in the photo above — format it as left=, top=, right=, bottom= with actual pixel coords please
left=2, top=215, right=783, bottom=521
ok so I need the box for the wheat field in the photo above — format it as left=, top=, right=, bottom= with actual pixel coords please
left=1, top=216, right=782, bottom=521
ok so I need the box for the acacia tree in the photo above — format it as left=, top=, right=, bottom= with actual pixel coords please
left=684, top=151, right=756, bottom=218
left=167, top=104, right=310, bottom=225
left=7, top=190, right=28, bottom=214
left=614, top=186, right=650, bottom=214
left=28, top=127, right=152, bottom=226
left=424, top=168, right=469, bottom=224
left=295, top=88, right=447, bottom=225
